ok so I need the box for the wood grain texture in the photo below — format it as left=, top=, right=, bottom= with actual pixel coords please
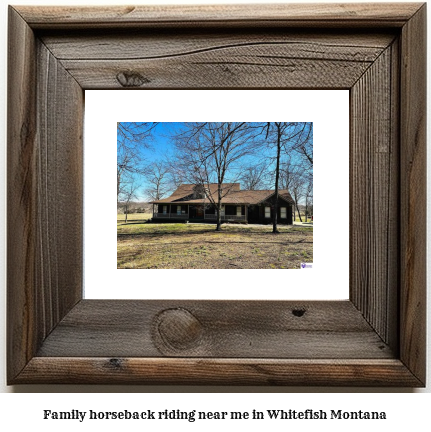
left=41, top=30, right=394, bottom=89
left=350, top=43, right=398, bottom=348
left=7, top=3, right=427, bottom=386
left=7, top=6, right=38, bottom=381
left=35, top=41, right=84, bottom=337
left=41, top=31, right=395, bottom=60
left=15, top=3, right=423, bottom=29
left=387, top=38, right=401, bottom=352
left=399, top=3, right=427, bottom=385
left=36, top=300, right=393, bottom=359
left=48, top=31, right=394, bottom=89
left=15, top=358, right=423, bottom=386
left=7, top=6, right=84, bottom=384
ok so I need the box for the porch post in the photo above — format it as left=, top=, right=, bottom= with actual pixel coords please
left=169, top=204, right=171, bottom=218
left=245, top=205, right=248, bottom=222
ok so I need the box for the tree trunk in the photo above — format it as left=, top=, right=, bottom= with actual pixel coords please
left=296, top=204, right=302, bottom=222
left=124, top=205, right=128, bottom=223
left=215, top=205, right=222, bottom=231
left=272, top=127, right=281, bottom=234
left=215, top=187, right=222, bottom=231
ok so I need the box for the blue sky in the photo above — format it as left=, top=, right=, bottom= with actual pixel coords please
left=147, top=122, right=179, bottom=159
left=118, top=122, right=312, bottom=202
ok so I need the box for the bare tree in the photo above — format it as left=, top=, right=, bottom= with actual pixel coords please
left=119, top=178, right=141, bottom=223
left=290, top=122, right=313, bottom=168
left=240, top=163, right=270, bottom=190
left=173, top=122, right=258, bottom=231
left=144, top=161, right=170, bottom=201
left=261, top=122, right=309, bottom=233
left=117, top=122, right=157, bottom=203
left=165, top=153, right=190, bottom=190
left=304, top=175, right=313, bottom=222
left=290, top=175, right=305, bottom=222
left=280, top=158, right=309, bottom=223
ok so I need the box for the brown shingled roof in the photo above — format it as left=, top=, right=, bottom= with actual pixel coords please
left=153, top=184, right=195, bottom=203
left=151, top=184, right=293, bottom=205
left=226, top=189, right=294, bottom=205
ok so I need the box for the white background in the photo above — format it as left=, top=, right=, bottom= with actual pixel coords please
left=0, top=0, right=430, bottom=427
left=85, top=90, right=349, bottom=300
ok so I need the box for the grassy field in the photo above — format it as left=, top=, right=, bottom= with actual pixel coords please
left=117, top=213, right=153, bottom=223
left=117, top=220, right=313, bottom=269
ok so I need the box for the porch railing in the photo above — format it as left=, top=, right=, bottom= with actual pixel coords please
left=153, top=213, right=189, bottom=218
left=153, top=213, right=246, bottom=221
left=204, top=214, right=246, bottom=221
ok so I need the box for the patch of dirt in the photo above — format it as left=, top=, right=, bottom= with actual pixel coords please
left=117, top=223, right=313, bottom=269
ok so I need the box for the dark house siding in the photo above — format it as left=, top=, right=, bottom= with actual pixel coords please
left=203, top=204, right=244, bottom=216
left=154, top=196, right=292, bottom=224
left=205, top=206, right=216, bottom=215
left=259, top=196, right=293, bottom=225
left=225, top=205, right=245, bottom=216
left=248, top=205, right=260, bottom=223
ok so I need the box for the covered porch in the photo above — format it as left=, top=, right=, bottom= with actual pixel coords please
left=152, top=203, right=248, bottom=222
left=152, top=203, right=189, bottom=220
left=203, top=204, right=247, bottom=222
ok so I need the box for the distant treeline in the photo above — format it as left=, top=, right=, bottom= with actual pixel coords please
left=117, top=202, right=152, bottom=214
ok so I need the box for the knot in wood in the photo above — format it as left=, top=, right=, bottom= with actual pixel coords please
left=155, top=308, right=203, bottom=351
left=116, top=71, right=150, bottom=87
left=292, top=308, right=306, bottom=317
left=108, top=358, right=123, bottom=369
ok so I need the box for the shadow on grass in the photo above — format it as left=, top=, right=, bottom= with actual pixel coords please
left=117, top=230, right=312, bottom=241
left=117, top=220, right=152, bottom=226
left=118, top=232, right=311, bottom=244
left=117, top=228, right=216, bottom=239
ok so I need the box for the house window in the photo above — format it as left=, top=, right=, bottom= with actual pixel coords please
left=265, top=207, right=271, bottom=218
left=221, top=205, right=225, bottom=216
left=163, top=205, right=167, bottom=214
left=280, top=207, right=287, bottom=218
left=177, top=205, right=182, bottom=215
left=236, top=206, right=242, bottom=216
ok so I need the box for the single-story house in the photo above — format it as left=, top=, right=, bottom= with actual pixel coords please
left=150, top=183, right=294, bottom=224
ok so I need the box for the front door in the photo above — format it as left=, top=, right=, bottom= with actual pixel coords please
left=248, top=205, right=259, bottom=223
left=190, top=205, right=204, bottom=219
left=196, top=205, right=204, bottom=217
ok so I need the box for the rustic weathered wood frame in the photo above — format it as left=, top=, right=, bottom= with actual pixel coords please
left=7, top=3, right=426, bottom=386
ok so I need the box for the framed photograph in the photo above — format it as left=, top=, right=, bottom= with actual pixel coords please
left=7, top=3, right=426, bottom=386
left=85, top=90, right=349, bottom=301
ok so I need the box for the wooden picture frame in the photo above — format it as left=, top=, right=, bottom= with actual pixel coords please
left=7, top=3, right=426, bottom=386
